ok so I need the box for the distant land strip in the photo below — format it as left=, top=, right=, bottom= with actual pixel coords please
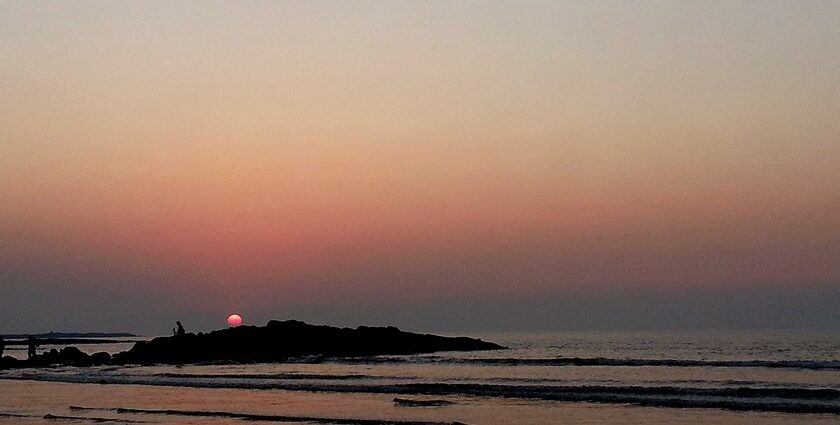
left=4, top=339, right=143, bottom=346
left=3, top=332, right=137, bottom=339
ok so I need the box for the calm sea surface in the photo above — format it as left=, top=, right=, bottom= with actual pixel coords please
left=2, top=331, right=840, bottom=424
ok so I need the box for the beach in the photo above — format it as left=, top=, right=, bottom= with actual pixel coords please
left=3, top=380, right=838, bottom=425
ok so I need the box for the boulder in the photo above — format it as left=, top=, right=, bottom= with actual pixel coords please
left=0, top=355, right=19, bottom=370
left=59, top=346, right=92, bottom=366
left=90, top=351, right=111, bottom=366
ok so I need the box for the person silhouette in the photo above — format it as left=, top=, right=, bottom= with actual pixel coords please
left=27, top=335, right=38, bottom=360
left=176, top=321, right=185, bottom=337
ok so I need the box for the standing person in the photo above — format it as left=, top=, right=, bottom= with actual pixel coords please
left=176, top=321, right=185, bottom=337
left=27, top=335, right=38, bottom=360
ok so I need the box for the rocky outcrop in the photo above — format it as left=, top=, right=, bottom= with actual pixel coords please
left=0, top=320, right=504, bottom=369
left=0, top=347, right=111, bottom=369
left=112, top=320, right=504, bottom=365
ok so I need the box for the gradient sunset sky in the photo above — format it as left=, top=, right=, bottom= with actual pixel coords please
left=2, top=1, right=839, bottom=334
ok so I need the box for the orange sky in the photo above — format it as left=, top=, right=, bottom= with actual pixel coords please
left=1, top=1, right=839, bottom=332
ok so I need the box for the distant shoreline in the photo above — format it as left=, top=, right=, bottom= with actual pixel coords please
left=2, top=332, right=137, bottom=339
left=4, top=338, right=144, bottom=346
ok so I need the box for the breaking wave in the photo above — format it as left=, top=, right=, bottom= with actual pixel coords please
left=332, top=356, right=840, bottom=370
left=5, top=372, right=840, bottom=415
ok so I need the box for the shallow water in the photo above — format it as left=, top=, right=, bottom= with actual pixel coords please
left=2, top=331, right=840, bottom=424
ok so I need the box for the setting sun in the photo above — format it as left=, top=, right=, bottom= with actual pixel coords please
left=227, top=314, right=243, bottom=327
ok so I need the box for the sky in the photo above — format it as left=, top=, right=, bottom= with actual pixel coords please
left=1, top=1, right=839, bottom=334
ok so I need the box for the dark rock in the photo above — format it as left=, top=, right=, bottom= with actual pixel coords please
left=0, top=355, right=19, bottom=369
left=59, top=346, right=92, bottom=366
left=90, top=351, right=111, bottom=366
left=35, top=349, right=61, bottom=366
left=113, top=319, right=505, bottom=365
left=1, top=347, right=96, bottom=368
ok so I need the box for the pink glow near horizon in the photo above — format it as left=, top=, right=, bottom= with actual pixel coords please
left=1, top=1, right=839, bottom=332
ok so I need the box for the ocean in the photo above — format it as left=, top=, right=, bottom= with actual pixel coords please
left=2, top=331, right=840, bottom=424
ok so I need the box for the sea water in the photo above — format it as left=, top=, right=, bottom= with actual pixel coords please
left=2, top=331, right=840, bottom=424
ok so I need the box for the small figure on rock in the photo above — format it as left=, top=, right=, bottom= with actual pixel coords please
left=27, top=335, right=39, bottom=359
left=175, top=321, right=185, bottom=337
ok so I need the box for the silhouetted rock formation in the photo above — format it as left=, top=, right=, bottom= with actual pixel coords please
left=0, top=320, right=504, bottom=369
left=0, top=356, right=17, bottom=369
left=112, top=320, right=504, bottom=365
left=0, top=347, right=111, bottom=369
